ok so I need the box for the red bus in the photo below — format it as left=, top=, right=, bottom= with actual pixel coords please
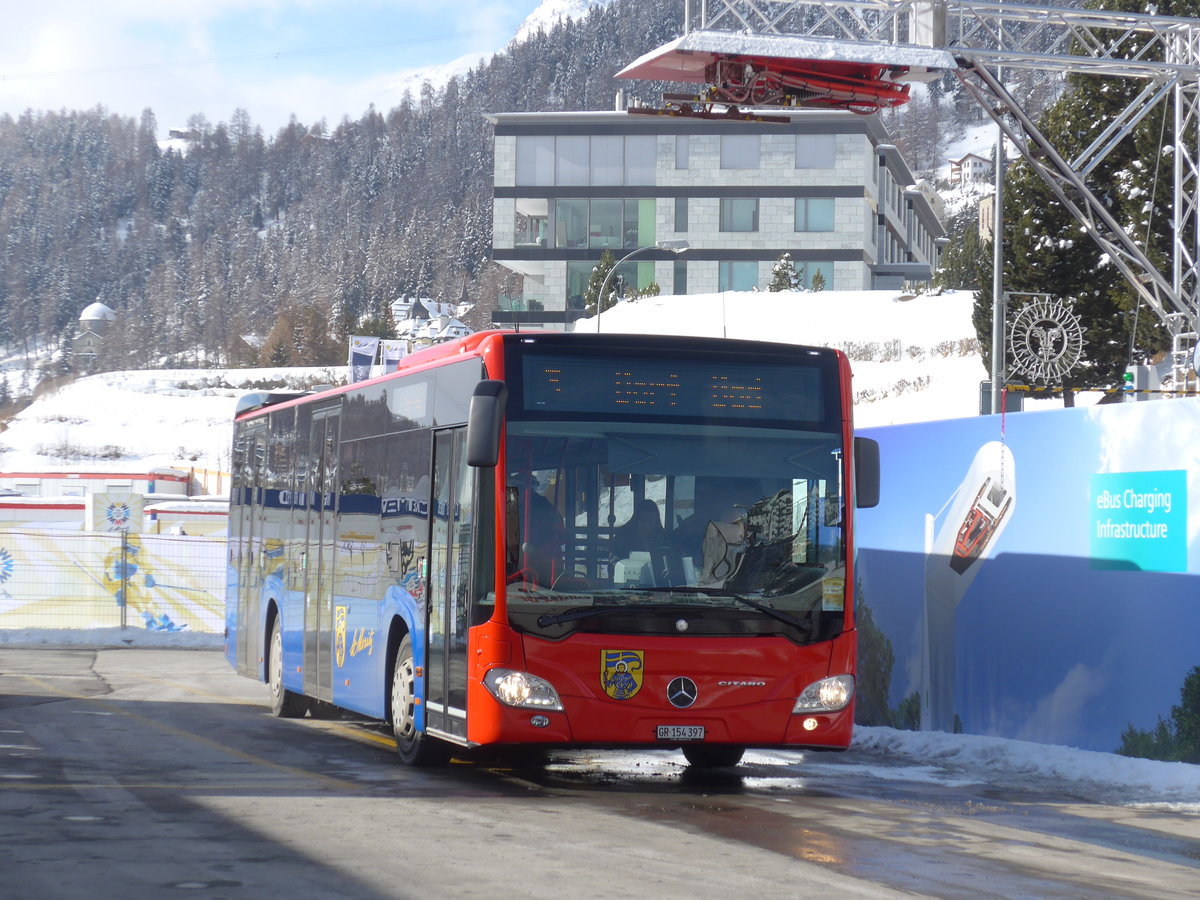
left=226, top=331, right=879, bottom=767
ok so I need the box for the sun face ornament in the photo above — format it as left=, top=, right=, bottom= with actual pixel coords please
left=1008, top=296, right=1085, bottom=384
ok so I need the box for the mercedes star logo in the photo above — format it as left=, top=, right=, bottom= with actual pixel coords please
left=666, top=676, right=698, bottom=709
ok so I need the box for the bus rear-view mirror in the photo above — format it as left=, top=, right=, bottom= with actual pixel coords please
left=855, top=436, right=880, bottom=509
left=467, top=380, right=508, bottom=467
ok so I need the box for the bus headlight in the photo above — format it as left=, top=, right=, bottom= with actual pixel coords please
left=792, top=674, right=855, bottom=714
left=483, top=668, right=564, bottom=711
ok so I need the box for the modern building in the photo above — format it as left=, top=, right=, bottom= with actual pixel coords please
left=487, top=109, right=945, bottom=328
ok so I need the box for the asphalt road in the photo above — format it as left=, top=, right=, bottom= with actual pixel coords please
left=1, top=647, right=1197, bottom=899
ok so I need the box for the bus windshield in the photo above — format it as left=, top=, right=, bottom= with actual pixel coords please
left=503, top=419, right=847, bottom=644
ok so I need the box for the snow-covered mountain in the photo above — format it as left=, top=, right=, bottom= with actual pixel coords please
left=513, top=0, right=613, bottom=44
left=383, top=0, right=615, bottom=101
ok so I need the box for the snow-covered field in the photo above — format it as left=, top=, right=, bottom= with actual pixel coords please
left=1, top=288, right=1188, bottom=809
left=0, top=366, right=340, bottom=474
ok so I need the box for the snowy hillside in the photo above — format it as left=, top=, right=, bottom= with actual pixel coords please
left=0, top=367, right=339, bottom=474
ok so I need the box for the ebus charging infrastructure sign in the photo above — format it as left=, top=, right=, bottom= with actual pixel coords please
left=1090, top=470, right=1187, bottom=572
left=857, top=397, right=1200, bottom=753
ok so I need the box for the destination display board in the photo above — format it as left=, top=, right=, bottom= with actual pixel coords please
left=519, top=352, right=826, bottom=424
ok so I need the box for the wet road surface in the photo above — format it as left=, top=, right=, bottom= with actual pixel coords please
left=1, top=646, right=1197, bottom=899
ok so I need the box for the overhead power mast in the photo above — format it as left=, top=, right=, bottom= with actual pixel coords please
left=620, top=0, right=1200, bottom=385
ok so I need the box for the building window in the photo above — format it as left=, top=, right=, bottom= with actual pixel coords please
left=675, top=196, right=688, bottom=232
left=675, top=135, right=689, bottom=169
left=719, top=197, right=759, bottom=232
left=796, top=134, right=836, bottom=169
left=625, top=199, right=654, bottom=247
left=549, top=199, right=654, bottom=249
left=556, top=135, right=589, bottom=186
left=799, top=261, right=834, bottom=289
left=674, top=259, right=687, bottom=294
left=795, top=197, right=835, bottom=232
left=516, top=135, right=554, bottom=185
left=515, top=198, right=549, bottom=246
left=721, top=134, right=760, bottom=169
left=566, top=261, right=594, bottom=311
left=718, top=261, right=759, bottom=291
left=517, top=133, right=658, bottom=186
left=591, top=135, right=623, bottom=185
left=589, top=199, right=623, bottom=249
left=625, top=135, right=656, bottom=184
left=555, top=199, right=588, bottom=248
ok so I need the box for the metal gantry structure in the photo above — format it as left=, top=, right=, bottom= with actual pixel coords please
left=666, top=0, right=1200, bottom=383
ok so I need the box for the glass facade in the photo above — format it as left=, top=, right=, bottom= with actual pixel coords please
left=719, top=261, right=759, bottom=292
left=796, top=134, right=836, bottom=169
left=799, top=260, right=835, bottom=290
left=719, top=197, right=759, bottom=232
left=517, top=135, right=657, bottom=186
left=795, top=198, right=836, bottom=232
left=542, top=198, right=655, bottom=250
left=721, top=134, right=760, bottom=169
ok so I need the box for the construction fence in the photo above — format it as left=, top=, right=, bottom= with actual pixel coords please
left=0, top=530, right=225, bottom=634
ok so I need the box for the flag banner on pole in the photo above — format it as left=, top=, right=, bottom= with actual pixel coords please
left=381, top=340, right=408, bottom=373
left=348, top=336, right=380, bottom=383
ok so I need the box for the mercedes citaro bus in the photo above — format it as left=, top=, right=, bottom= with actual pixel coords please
left=226, top=331, right=879, bottom=768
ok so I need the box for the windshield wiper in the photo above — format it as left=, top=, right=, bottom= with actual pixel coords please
left=629, top=587, right=812, bottom=632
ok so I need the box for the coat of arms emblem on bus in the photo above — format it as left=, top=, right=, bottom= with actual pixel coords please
left=335, top=605, right=348, bottom=668
left=601, top=649, right=644, bottom=700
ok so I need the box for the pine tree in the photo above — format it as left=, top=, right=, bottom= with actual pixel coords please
left=768, top=253, right=800, bottom=292
left=584, top=251, right=618, bottom=316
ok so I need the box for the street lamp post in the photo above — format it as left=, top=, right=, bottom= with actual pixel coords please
left=595, top=240, right=689, bottom=332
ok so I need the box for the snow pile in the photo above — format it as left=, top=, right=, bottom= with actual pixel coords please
left=853, top=727, right=1200, bottom=807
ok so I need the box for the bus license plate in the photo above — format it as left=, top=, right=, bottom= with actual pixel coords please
left=657, top=725, right=705, bottom=741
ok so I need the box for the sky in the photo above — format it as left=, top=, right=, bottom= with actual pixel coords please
left=0, top=0, right=562, bottom=135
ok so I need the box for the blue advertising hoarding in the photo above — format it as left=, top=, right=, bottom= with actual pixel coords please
left=856, top=397, right=1200, bottom=752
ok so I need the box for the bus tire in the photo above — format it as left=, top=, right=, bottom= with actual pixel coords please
left=268, top=617, right=308, bottom=718
left=681, top=745, right=745, bottom=768
left=391, top=635, right=450, bottom=766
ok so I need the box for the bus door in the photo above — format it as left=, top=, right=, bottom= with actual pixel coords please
left=303, top=405, right=340, bottom=701
left=426, top=427, right=474, bottom=741
left=235, top=421, right=266, bottom=675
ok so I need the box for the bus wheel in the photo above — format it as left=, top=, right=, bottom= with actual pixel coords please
left=390, top=636, right=450, bottom=766
left=681, top=745, right=745, bottom=768
left=268, top=618, right=308, bottom=718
